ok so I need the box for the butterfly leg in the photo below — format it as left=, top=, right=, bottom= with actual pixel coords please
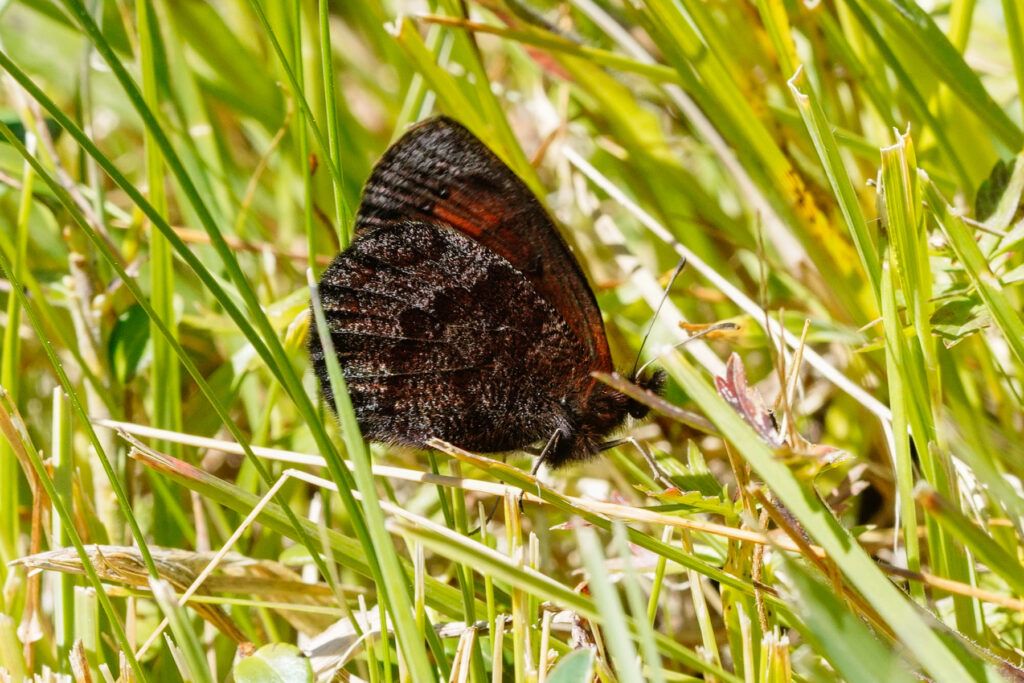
left=599, top=436, right=674, bottom=489
left=471, top=431, right=562, bottom=534
left=517, top=429, right=561, bottom=513
left=472, top=441, right=555, bottom=535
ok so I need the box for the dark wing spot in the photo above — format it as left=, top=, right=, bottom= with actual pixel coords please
left=398, top=307, right=440, bottom=338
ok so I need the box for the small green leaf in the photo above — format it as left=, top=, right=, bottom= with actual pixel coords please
left=546, top=648, right=596, bottom=683
left=930, top=296, right=991, bottom=348
left=975, top=158, right=1014, bottom=222
left=647, top=487, right=739, bottom=518
left=0, top=110, right=62, bottom=144
left=108, top=304, right=150, bottom=383
left=233, top=643, right=313, bottom=683
left=277, top=544, right=314, bottom=567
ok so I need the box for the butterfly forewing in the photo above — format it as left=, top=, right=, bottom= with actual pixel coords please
left=355, top=117, right=612, bottom=369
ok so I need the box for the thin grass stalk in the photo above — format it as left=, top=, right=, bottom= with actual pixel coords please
left=291, top=1, right=317, bottom=277
left=449, top=460, right=487, bottom=683
left=309, top=277, right=435, bottom=678
left=244, top=0, right=346, bottom=192
left=150, top=580, right=214, bottom=683
left=157, top=3, right=234, bottom=225
left=1003, top=0, right=1024, bottom=130
left=645, top=525, right=672, bottom=625
left=318, top=0, right=350, bottom=247
left=377, top=599, right=394, bottom=683
left=394, top=21, right=446, bottom=131
left=0, top=119, right=338, bottom=588
left=506, top=493, right=528, bottom=683
left=0, top=614, right=25, bottom=681
left=879, top=263, right=923, bottom=599
left=611, top=522, right=665, bottom=683
left=0, top=132, right=32, bottom=578
left=490, top=612, right=505, bottom=683
left=577, top=527, right=642, bottom=682
left=880, top=135, right=980, bottom=634
left=0, top=386, right=146, bottom=679
left=51, top=389, right=75, bottom=671
left=529, top=533, right=542, bottom=672
left=478, top=502, right=497, bottom=673
left=138, top=4, right=185, bottom=554
left=947, top=0, right=977, bottom=51
left=680, top=529, right=723, bottom=673
left=50, top=5, right=376, bottom=553
left=73, top=587, right=100, bottom=680
left=666, top=352, right=981, bottom=683
left=787, top=68, right=881, bottom=304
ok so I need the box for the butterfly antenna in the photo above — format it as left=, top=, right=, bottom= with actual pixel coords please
left=630, top=256, right=687, bottom=379
left=635, top=320, right=739, bottom=377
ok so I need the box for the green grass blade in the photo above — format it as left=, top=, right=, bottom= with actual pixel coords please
left=309, top=277, right=435, bottom=678
left=667, top=352, right=979, bottom=683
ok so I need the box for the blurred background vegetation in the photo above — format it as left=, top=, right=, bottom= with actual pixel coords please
left=1, top=0, right=1024, bottom=681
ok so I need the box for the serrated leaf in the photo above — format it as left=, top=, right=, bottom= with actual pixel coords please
left=233, top=643, right=313, bottom=683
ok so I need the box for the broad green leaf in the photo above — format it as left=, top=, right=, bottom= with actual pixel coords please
left=930, top=296, right=991, bottom=348
left=108, top=304, right=151, bottom=383
left=546, top=649, right=595, bottom=683
left=233, top=644, right=313, bottom=683
left=974, top=158, right=1017, bottom=224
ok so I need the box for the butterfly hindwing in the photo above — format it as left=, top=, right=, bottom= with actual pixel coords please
left=311, top=221, right=589, bottom=452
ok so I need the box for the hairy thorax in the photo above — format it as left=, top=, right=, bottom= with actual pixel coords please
left=547, top=369, right=666, bottom=467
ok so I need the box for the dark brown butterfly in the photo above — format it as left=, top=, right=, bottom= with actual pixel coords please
left=308, top=117, right=664, bottom=469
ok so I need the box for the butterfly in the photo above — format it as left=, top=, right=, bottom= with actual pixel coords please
left=308, top=117, right=664, bottom=470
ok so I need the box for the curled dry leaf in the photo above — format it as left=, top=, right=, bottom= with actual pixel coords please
left=715, top=353, right=785, bottom=448
left=715, top=353, right=851, bottom=475
left=12, top=545, right=338, bottom=640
